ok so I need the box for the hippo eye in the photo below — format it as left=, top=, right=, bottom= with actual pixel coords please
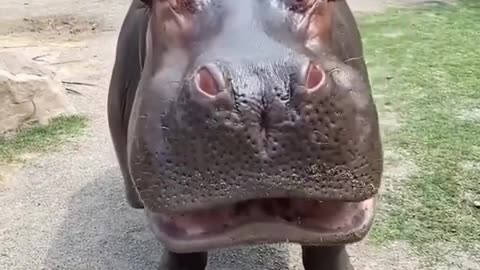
left=287, top=0, right=315, bottom=13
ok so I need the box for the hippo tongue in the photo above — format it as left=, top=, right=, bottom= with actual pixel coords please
left=156, top=198, right=371, bottom=238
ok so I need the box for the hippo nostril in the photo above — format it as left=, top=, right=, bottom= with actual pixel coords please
left=194, top=64, right=225, bottom=97
left=303, top=62, right=326, bottom=92
left=195, top=68, right=218, bottom=97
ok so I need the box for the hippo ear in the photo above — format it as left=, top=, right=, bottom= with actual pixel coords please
left=286, top=0, right=317, bottom=13
left=304, top=0, right=334, bottom=48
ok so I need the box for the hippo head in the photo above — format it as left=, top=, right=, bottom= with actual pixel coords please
left=127, top=0, right=383, bottom=253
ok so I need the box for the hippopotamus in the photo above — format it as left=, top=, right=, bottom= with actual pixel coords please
left=107, top=0, right=383, bottom=269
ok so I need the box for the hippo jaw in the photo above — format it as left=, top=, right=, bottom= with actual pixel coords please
left=146, top=198, right=377, bottom=253
left=127, top=0, right=383, bottom=253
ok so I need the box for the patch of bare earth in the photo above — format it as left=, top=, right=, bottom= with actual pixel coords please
left=457, top=108, right=480, bottom=122
left=0, top=164, right=20, bottom=190
left=461, top=161, right=480, bottom=172
left=0, top=15, right=101, bottom=37
left=0, top=15, right=109, bottom=55
left=426, top=244, right=480, bottom=270
left=349, top=240, right=421, bottom=270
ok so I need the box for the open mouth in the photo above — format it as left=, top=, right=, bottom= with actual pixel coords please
left=146, top=197, right=376, bottom=253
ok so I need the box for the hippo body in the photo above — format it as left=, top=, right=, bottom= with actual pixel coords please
left=107, top=1, right=383, bottom=269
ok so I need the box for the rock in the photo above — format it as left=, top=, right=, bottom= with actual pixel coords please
left=0, top=52, right=75, bottom=134
left=474, top=201, right=480, bottom=208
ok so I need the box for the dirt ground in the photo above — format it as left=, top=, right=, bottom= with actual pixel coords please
left=0, top=0, right=461, bottom=270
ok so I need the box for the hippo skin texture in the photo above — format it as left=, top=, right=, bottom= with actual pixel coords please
left=107, top=0, right=384, bottom=269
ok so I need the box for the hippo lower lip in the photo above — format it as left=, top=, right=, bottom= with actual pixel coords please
left=146, top=197, right=376, bottom=253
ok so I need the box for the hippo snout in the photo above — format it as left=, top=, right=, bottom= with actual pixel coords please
left=190, top=60, right=326, bottom=100
left=130, top=57, right=381, bottom=214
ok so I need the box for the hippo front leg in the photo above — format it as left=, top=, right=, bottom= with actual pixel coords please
left=302, top=245, right=354, bottom=270
left=158, top=251, right=208, bottom=270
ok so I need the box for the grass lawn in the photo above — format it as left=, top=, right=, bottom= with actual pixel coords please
left=0, top=115, right=88, bottom=164
left=359, top=0, right=479, bottom=265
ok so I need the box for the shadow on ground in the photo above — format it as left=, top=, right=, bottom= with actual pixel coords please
left=44, top=167, right=291, bottom=270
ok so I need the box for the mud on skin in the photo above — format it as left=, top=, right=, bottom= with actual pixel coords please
left=107, top=0, right=383, bottom=269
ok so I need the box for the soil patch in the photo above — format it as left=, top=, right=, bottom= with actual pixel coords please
left=0, top=15, right=104, bottom=39
left=457, top=108, right=480, bottom=122
left=350, top=240, right=421, bottom=270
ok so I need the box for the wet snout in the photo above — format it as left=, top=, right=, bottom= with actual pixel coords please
left=127, top=0, right=382, bottom=215
left=131, top=55, right=382, bottom=213
left=181, top=58, right=332, bottom=153
left=181, top=60, right=331, bottom=146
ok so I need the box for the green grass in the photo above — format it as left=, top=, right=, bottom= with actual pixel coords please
left=0, top=115, right=88, bottom=163
left=359, top=0, right=480, bottom=264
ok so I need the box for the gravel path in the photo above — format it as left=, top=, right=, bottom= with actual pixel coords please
left=0, top=0, right=451, bottom=269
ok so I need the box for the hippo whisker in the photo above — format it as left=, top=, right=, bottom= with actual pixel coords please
left=344, top=56, right=364, bottom=63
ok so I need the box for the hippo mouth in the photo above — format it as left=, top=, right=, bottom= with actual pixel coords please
left=146, top=196, right=376, bottom=253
